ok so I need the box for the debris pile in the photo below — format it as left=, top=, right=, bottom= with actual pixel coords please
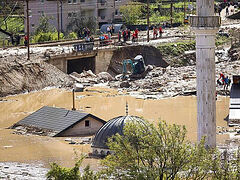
left=0, top=57, right=73, bottom=97
left=12, top=125, right=56, bottom=137
left=69, top=52, right=240, bottom=99
left=0, top=162, right=48, bottom=180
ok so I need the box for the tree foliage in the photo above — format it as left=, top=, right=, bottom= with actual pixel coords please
left=101, top=121, right=193, bottom=179
left=120, top=2, right=143, bottom=25
left=35, top=16, right=55, bottom=34
left=100, top=120, right=240, bottom=180
left=66, top=15, right=97, bottom=37
left=46, top=155, right=99, bottom=180
left=47, top=120, right=240, bottom=180
left=0, top=0, right=24, bottom=33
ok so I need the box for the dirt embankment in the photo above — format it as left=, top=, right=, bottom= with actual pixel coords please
left=107, top=45, right=169, bottom=75
left=0, top=58, right=73, bottom=97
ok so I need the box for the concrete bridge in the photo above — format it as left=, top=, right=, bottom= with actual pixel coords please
left=46, top=44, right=168, bottom=76
left=47, top=47, right=116, bottom=75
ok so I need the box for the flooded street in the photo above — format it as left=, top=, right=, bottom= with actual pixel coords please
left=0, top=87, right=230, bottom=169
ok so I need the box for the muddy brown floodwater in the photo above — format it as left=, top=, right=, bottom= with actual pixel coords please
left=0, top=87, right=230, bottom=169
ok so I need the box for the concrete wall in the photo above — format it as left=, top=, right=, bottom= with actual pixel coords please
left=48, top=57, right=67, bottom=73
left=60, top=116, right=104, bottom=136
left=95, top=49, right=114, bottom=74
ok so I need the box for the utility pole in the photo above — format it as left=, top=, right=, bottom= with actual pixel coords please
left=170, top=0, right=173, bottom=27
left=147, top=0, right=150, bottom=42
left=26, top=0, right=30, bottom=60
left=184, top=0, right=186, bottom=23
left=191, top=0, right=220, bottom=148
left=60, top=0, right=63, bottom=33
left=57, top=0, right=60, bottom=40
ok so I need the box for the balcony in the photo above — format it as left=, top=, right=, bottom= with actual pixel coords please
left=190, top=16, right=221, bottom=28
left=97, top=0, right=107, bottom=9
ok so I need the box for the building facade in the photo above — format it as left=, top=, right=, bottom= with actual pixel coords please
left=24, top=0, right=130, bottom=34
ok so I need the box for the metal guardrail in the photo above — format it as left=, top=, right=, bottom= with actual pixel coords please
left=73, top=42, right=94, bottom=52
left=190, top=16, right=221, bottom=28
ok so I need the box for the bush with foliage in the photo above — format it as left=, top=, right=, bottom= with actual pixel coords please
left=67, top=32, right=78, bottom=40
left=158, top=41, right=195, bottom=56
left=47, top=120, right=240, bottom=180
left=32, top=31, right=64, bottom=43
left=46, top=156, right=99, bottom=180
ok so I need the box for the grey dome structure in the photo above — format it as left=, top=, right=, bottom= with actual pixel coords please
left=91, top=115, right=145, bottom=156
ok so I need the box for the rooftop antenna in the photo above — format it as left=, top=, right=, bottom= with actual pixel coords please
left=126, top=101, right=128, bottom=116
left=72, top=89, right=76, bottom=111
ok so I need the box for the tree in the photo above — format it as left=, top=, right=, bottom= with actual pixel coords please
left=35, top=16, right=55, bottom=34
left=101, top=120, right=195, bottom=179
left=100, top=120, right=240, bottom=180
left=66, top=15, right=97, bottom=38
left=0, top=0, right=24, bottom=34
left=120, top=2, right=143, bottom=25
left=46, top=120, right=240, bottom=179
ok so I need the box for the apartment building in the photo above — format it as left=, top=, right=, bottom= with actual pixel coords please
left=24, top=0, right=130, bottom=33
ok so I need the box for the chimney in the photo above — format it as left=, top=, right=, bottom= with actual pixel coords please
left=72, top=89, right=76, bottom=111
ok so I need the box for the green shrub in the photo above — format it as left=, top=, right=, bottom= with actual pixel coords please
left=32, top=32, right=64, bottom=43
left=51, top=32, right=64, bottom=41
left=46, top=156, right=99, bottom=180
left=67, top=32, right=78, bottom=40
left=158, top=41, right=195, bottom=56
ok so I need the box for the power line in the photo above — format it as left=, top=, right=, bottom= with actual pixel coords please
left=0, top=1, right=19, bottom=27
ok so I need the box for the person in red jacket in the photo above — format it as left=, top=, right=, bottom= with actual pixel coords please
left=24, top=35, right=29, bottom=46
left=134, top=28, right=139, bottom=41
left=159, top=26, right=163, bottom=38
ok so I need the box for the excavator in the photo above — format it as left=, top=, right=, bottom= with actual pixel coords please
left=122, top=55, right=147, bottom=79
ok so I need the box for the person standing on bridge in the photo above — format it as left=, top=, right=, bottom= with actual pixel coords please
left=134, top=28, right=139, bottom=41
left=24, top=35, right=28, bottom=47
left=118, top=30, right=122, bottom=42
left=159, top=26, right=163, bottom=38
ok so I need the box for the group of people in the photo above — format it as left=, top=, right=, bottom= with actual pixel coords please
left=153, top=26, right=164, bottom=39
left=217, top=73, right=231, bottom=90
left=118, top=28, right=139, bottom=43
left=215, top=0, right=238, bottom=16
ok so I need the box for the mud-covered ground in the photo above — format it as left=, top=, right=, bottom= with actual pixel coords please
left=0, top=162, right=48, bottom=180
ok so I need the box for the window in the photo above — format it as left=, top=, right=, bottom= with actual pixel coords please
left=29, top=10, right=32, bottom=17
left=85, top=120, right=90, bottom=127
left=41, top=0, right=44, bottom=4
left=68, top=12, right=72, bottom=18
left=115, top=9, right=118, bottom=15
left=73, top=0, right=77, bottom=3
left=31, top=24, right=35, bottom=28
left=68, top=0, right=72, bottom=4
left=80, top=0, right=85, bottom=2
left=38, top=11, right=45, bottom=16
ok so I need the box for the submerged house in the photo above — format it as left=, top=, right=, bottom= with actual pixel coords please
left=12, top=106, right=106, bottom=137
